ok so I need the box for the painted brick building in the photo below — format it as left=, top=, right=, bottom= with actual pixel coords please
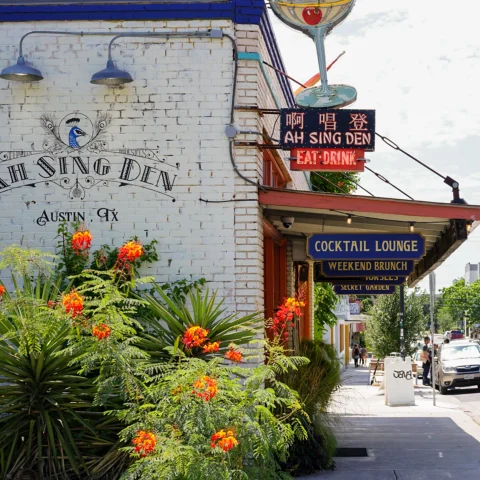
left=2, top=1, right=480, bottom=362
left=0, top=1, right=312, bottom=329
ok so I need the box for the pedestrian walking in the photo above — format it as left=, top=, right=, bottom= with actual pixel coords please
left=420, top=336, right=431, bottom=385
left=360, top=346, right=368, bottom=366
left=352, top=344, right=360, bottom=368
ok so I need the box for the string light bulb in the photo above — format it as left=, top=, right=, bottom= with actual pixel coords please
left=346, top=215, right=352, bottom=225
left=409, top=222, right=415, bottom=232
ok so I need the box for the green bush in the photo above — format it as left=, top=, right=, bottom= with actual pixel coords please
left=118, top=342, right=309, bottom=480
left=280, top=340, right=341, bottom=476
left=0, top=238, right=327, bottom=480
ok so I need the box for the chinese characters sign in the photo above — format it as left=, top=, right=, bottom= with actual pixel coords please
left=280, top=108, right=375, bottom=151
left=307, top=234, right=425, bottom=260
left=290, top=148, right=365, bottom=172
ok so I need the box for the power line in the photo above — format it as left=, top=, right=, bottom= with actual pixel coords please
left=364, top=165, right=414, bottom=200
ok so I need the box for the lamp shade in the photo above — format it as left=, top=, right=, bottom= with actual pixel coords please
left=90, top=60, right=133, bottom=86
left=0, top=56, right=43, bottom=82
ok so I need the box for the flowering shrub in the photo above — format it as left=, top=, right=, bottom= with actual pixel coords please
left=0, top=242, right=320, bottom=480
left=192, top=375, right=218, bottom=401
left=202, top=341, right=220, bottom=353
left=211, top=429, right=238, bottom=452
left=225, top=345, right=243, bottom=363
left=119, top=347, right=309, bottom=479
left=132, top=431, right=157, bottom=457
left=269, top=294, right=306, bottom=342
left=182, top=325, right=209, bottom=349
left=92, top=323, right=111, bottom=340
left=71, top=229, right=92, bottom=254
left=118, top=240, right=144, bottom=263
left=56, top=221, right=158, bottom=280
left=62, top=291, right=84, bottom=318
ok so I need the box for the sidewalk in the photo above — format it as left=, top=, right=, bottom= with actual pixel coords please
left=297, top=362, right=480, bottom=480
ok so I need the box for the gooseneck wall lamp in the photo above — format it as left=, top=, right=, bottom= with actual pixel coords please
left=0, top=29, right=224, bottom=86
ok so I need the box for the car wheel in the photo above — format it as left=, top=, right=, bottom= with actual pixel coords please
left=439, top=385, right=448, bottom=395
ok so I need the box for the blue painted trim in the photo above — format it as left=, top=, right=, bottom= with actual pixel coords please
left=238, top=51, right=281, bottom=109
left=260, top=11, right=295, bottom=108
left=0, top=0, right=265, bottom=23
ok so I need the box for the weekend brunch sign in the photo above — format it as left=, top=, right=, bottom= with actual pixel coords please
left=321, top=260, right=415, bottom=277
left=307, top=234, right=425, bottom=261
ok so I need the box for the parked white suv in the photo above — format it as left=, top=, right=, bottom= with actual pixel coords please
left=434, top=341, right=480, bottom=394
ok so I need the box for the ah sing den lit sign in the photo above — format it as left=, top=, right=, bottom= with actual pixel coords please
left=280, top=108, right=375, bottom=151
left=290, top=148, right=365, bottom=172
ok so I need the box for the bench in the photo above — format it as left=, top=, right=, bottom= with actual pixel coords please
left=369, top=359, right=417, bottom=385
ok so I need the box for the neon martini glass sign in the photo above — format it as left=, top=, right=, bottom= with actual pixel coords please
left=270, top=0, right=357, bottom=108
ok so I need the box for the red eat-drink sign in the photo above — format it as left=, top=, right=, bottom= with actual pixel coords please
left=290, top=149, right=365, bottom=172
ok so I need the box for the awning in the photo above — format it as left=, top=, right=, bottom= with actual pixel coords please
left=259, top=188, right=480, bottom=287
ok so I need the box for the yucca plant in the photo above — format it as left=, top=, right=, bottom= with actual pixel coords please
left=138, top=285, right=261, bottom=360
left=0, top=273, right=127, bottom=479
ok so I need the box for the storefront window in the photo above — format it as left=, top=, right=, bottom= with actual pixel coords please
left=263, top=149, right=286, bottom=188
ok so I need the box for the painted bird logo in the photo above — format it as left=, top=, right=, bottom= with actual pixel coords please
left=66, top=117, right=87, bottom=148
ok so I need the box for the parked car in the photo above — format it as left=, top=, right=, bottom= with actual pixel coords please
left=434, top=341, right=480, bottom=394
left=450, top=330, right=464, bottom=340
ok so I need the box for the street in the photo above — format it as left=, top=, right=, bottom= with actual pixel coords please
left=423, top=384, right=480, bottom=425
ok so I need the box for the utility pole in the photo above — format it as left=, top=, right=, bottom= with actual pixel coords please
left=400, top=284, right=405, bottom=361
left=429, top=273, right=436, bottom=406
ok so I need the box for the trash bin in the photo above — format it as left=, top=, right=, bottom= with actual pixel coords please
left=384, top=356, right=415, bottom=406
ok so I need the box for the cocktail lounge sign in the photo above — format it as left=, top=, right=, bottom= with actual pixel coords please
left=307, top=234, right=426, bottom=260
left=0, top=112, right=179, bottom=201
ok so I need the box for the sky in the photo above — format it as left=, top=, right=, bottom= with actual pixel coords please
left=269, top=0, right=480, bottom=292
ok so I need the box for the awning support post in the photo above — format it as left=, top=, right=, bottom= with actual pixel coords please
left=400, top=285, right=405, bottom=361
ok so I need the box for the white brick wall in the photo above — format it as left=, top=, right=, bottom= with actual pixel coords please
left=0, top=18, right=305, bottom=319
left=0, top=20, right=241, bottom=308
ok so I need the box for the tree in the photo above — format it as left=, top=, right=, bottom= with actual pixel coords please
left=365, top=288, right=427, bottom=358
left=313, top=283, right=338, bottom=340
left=310, top=172, right=359, bottom=194
left=441, top=278, right=468, bottom=327
left=436, top=306, right=455, bottom=333
left=441, top=278, right=480, bottom=327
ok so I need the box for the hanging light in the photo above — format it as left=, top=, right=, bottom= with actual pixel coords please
left=409, top=222, right=415, bottom=232
left=346, top=215, right=352, bottom=225
left=467, top=220, right=473, bottom=232
left=90, top=59, right=133, bottom=86
left=0, top=56, right=43, bottom=82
